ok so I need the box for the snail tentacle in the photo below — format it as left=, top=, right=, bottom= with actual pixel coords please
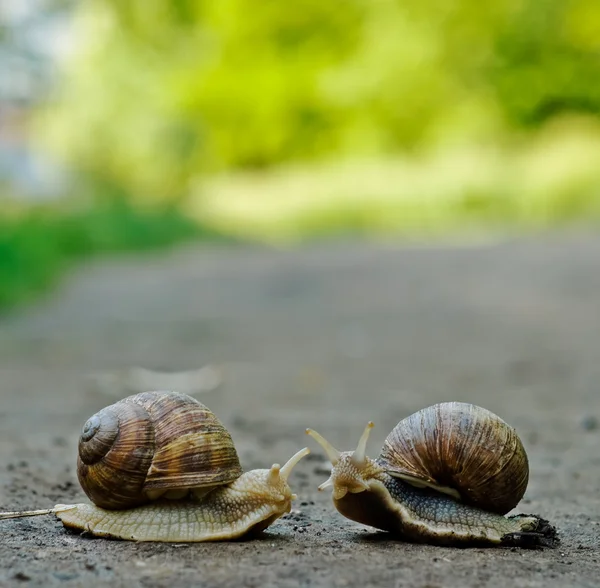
left=306, top=428, right=341, bottom=465
left=280, top=447, right=310, bottom=481
left=352, top=421, right=374, bottom=466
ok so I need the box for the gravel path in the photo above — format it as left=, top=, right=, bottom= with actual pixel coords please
left=0, top=234, right=598, bottom=587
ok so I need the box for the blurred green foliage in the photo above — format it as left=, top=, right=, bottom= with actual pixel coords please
left=3, top=0, right=599, bottom=310
left=491, top=0, right=600, bottom=125
left=36, top=0, right=600, bottom=203
left=0, top=197, right=230, bottom=311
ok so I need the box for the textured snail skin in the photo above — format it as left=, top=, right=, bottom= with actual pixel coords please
left=332, top=461, right=557, bottom=546
left=54, top=468, right=297, bottom=542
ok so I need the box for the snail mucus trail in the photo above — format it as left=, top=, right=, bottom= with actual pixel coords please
left=0, top=391, right=310, bottom=542
left=307, top=402, right=559, bottom=548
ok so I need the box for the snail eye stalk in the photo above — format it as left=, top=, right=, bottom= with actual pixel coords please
left=305, top=428, right=341, bottom=465
left=352, top=421, right=374, bottom=466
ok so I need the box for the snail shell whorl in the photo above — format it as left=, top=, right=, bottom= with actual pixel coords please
left=77, top=401, right=154, bottom=509
left=77, top=391, right=243, bottom=510
left=378, top=402, right=529, bottom=515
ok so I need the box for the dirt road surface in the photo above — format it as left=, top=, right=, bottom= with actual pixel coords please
left=0, top=235, right=598, bottom=587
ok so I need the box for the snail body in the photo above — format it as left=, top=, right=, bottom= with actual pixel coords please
left=1, top=391, right=309, bottom=542
left=307, top=402, right=558, bottom=547
left=55, top=464, right=300, bottom=542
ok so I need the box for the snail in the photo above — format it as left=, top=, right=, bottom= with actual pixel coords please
left=306, top=402, right=558, bottom=547
left=0, top=391, right=309, bottom=542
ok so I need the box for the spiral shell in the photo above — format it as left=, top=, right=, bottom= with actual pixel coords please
left=77, top=391, right=242, bottom=509
left=377, top=402, right=529, bottom=514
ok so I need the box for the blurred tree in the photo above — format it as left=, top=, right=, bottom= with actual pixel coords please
left=490, top=0, right=600, bottom=125
left=33, top=0, right=600, bottom=205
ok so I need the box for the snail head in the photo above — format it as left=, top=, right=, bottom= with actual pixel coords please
left=241, top=446, right=310, bottom=515
left=306, top=422, right=383, bottom=500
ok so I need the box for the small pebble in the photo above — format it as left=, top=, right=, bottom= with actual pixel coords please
left=53, top=572, right=78, bottom=581
left=305, top=452, right=326, bottom=462
left=313, top=466, right=331, bottom=476
left=581, top=415, right=598, bottom=431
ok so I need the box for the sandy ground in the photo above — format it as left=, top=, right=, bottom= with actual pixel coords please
left=0, top=234, right=598, bottom=587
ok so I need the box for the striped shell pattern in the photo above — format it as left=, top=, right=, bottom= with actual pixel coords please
left=377, top=402, right=529, bottom=514
left=77, top=391, right=242, bottom=509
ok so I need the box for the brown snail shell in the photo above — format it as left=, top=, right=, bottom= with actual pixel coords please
left=77, top=391, right=243, bottom=509
left=377, top=402, right=529, bottom=514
